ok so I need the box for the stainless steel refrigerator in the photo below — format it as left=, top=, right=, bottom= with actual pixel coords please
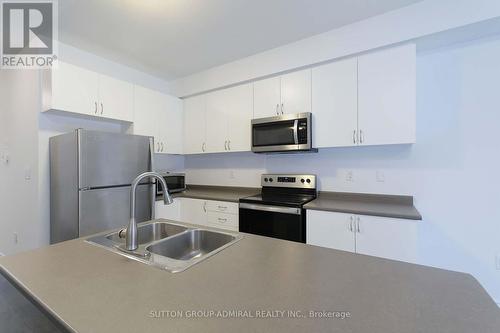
left=50, top=129, right=155, bottom=243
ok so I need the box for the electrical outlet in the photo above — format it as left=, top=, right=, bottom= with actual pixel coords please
left=496, top=255, right=500, bottom=270
left=346, top=170, right=353, bottom=182
left=376, top=171, right=385, bottom=182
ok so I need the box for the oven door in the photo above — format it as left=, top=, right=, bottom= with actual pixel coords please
left=239, top=203, right=306, bottom=243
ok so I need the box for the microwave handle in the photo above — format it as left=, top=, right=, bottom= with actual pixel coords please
left=293, top=119, right=299, bottom=144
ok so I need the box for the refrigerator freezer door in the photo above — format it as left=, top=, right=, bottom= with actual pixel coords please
left=78, top=130, right=153, bottom=189
left=79, top=184, right=153, bottom=237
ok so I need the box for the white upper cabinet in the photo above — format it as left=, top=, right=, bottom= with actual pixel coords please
left=187, top=84, right=253, bottom=154
left=133, top=86, right=183, bottom=154
left=205, top=89, right=228, bottom=153
left=354, top=215, right=418, bottom=264
left=312, top=58, right=358, bottom=148
left=222, top=84, right=253, bottom=152
left=161, top=95, right=183, bottom=154
left=183, top=95, right=207, bottom=154
left=280, top=69, right=311, bottom=115
left=307, top=210, right=356, bottom=252
left=42, top=61, right=134, bottom=122
left=253, top=70, right=311, bottom=119
left=253, top=76, right=281, bottom=119
left=98, top=74, right=134, bottom=122
left=358, top=44, right=416, bottom=146
left=43, top=61, right=99, bottom=116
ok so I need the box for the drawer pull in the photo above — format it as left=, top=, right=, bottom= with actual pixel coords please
left=218, top=218, right=227, bottom=222
left=217, top=206, right=227, bottom=210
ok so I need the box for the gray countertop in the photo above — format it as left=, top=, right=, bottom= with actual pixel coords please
left=304, top=191, right=422, bottom=220
left=164, top=185, right=422, bottom=220
left=165, top=185, right=260, bottom=203
left=0, top=219, right=497, bottom=333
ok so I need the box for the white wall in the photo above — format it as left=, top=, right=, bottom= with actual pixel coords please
left=171, top=0, right=500, bottom=97
left=0, top=43, right=180, bottom=255
left=0, top=70, right=41, bottom=255
left=185, top=37, right=500, bottom=303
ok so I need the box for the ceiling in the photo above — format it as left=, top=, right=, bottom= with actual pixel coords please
left=59, top=0, right=422, bottom=81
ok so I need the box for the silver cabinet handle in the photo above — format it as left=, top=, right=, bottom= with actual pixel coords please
left=276, top=104, right=279, bottom=115
left=218, top=218, right=227, bottom=222
left=94, top=102, right=98, bottom=114
left=227, top=140, right=231, bottom=150
left=224, top=140, right=228, bottom=151
left=100, top=102, right=103, bottom=115
left=161, top=142, right=164, bottom=152
left=202, top=142, right=206, bottom=152
left=281, top=103, right=284, bottom=115
left=217, top=205, right=227, bottom=210
left=203, top=201, right=207, bottom=212
left=359, top=130, right=364, bottom=144
left=349, top=216, right=354, bottom=232
left=156, top=142, right=160, bottom=152
left=353, top=130, right=357, bottom=144
left=356, top=217, right=361, bottom=233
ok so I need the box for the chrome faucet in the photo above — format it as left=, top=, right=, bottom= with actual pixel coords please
left=126, top=172, right=173, bottom=251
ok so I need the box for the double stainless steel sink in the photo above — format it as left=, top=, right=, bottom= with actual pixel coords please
left=86, top=220, right=242, bottom=272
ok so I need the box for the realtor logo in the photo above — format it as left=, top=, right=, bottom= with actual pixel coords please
left=1, top=0, right=57, bottom=68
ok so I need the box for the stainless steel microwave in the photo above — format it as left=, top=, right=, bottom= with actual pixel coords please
left=155, top=173, right=186, bottom=197
left=251, top=112, right=313, bottom=153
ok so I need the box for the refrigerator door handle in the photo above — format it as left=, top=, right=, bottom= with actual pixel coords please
left=149, top=137, right=156, bottom=218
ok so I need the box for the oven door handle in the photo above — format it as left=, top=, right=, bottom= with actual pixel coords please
left=293, top=119, right=299, bottom=144
left=239, top=203, right=301, bottom=215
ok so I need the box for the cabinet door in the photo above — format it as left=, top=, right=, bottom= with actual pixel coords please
left=312, top=58, right=358, bottom=148
left=155, top=198, right=181, bottom=220
left=253, top=76, right=281, bottom=119
left=306, top=210, right=356, bottom=252
left=355, top=215, right=418, bottom=263
left=133, top=86, right=159, bottom=151
left=161, top=95, right=183, bottom=154
left=358, top=44, right=416, bottom=146
left=205, top=90, right=228, bottom=153
left=49, top=61, right=98, bottom=116
left=183, top=95, right=206, bottom=154
left=280, top=69, right=311, bottom=115
left=225, top=84, right=253, bottom=152
left=98, top=74, right=134, bottom=122
left=180, top=198, right=207, bottom=226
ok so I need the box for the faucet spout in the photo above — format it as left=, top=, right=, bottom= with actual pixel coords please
left=126, top=172, right=173, bottom=251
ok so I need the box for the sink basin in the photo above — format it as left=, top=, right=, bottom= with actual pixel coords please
left=106, top=222, right=187, bottom=245
left=146, top=229, right=238, bottom=261
left=86, top=220, right=242, bottom=273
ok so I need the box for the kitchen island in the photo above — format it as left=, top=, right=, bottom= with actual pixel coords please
left=0, top=220, right=498, bottom=333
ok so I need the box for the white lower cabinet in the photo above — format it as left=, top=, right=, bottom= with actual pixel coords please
left=306, top=211, right=356, bottom=252
left=354, top=214, right=418, bottom=263
left=154, top=198, right=182, bottom=220
left=179, top=198, right=238, bottom=232
left=307, top=210, right=418, bottom=263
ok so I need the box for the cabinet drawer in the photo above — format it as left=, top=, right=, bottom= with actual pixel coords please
left=206, top=200, right=238, bottom=215
left=207, top=212, right=238, bottom=231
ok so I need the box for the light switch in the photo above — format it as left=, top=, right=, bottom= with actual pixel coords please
left=24, top=166, right=31, bottom=180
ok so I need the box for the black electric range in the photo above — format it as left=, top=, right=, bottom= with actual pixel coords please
left=239, top=174, right=317, bottom=243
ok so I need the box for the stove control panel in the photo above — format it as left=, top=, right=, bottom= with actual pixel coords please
left=262, top=174, right=316, bottom=189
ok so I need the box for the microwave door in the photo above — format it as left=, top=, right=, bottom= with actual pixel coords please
left=252, top=120, right=298, bottom=152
